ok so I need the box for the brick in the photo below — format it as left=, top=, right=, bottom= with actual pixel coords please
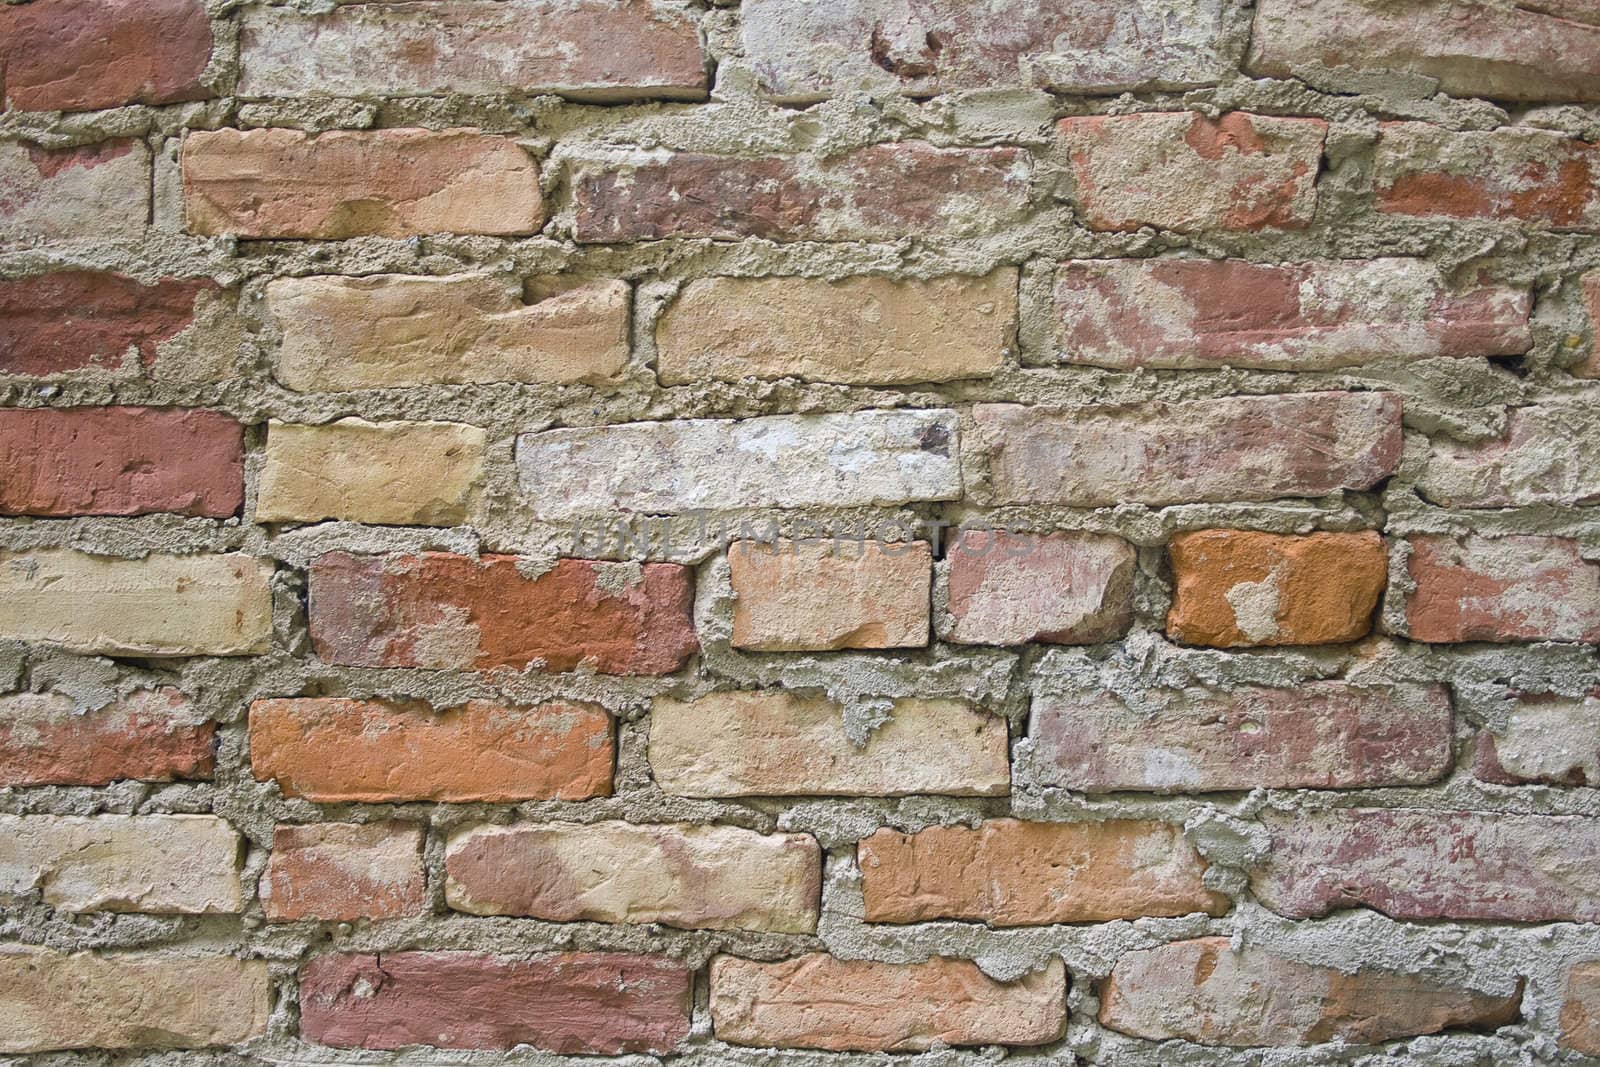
left=183, top=128, right=543, bottom=239
left=263, top=822, right=425, bottom=923
left=0, top=0, right=213, bottom=112
left=1248, top=0, right=1600, bottom=103
left=0, top=272, right=218, bottom=377
left=572, top=142, right=1031, bottom=243
left=729, top=539, right=932, bottom=651
left=1405, top=534, right=1600, bottom=644
left=943, top=530, right=1135, bottom=645
left=299, top=951, right=692, bottom=1053
left=1420, top=405, right=1600, bottom=507
left=1053, top=258, right=1531, bottom=370
left=309, top=553, right=696, bottom=674
left=1581, top=270, right=1600, bottom=377
left=445, top=821, right=820, bottom=933
left=655, top=270, right=1014, bottom=385
left=1166, top=530, right=1387, bottom=647
left=1101, top=937, right=1520, bottom=1047
left=742, top=0, right=1226, bottom=101
left=0, top=550, right=274, bottom=656
left=516, top=410, right=960, bottom=519
left=0, top=406, right=243, bottom=517
left=0, top=688, right=215, bottom=787
left=1252, top=809, right=1600, bottom=921
left=1030, top=682, right=1452, bottom=793
left=649, top=692, right=1008, bottom=798
left=249, top=697, right=613, bottom=803
left=0, top=140, right=149, bottom=244
left=257, top=418, right=486, bottom=526
left=711, top=954, right=1066, bottom=1052
left=1563, top=961, right=1600, bottom=1055
left=266, top=274, right=629, bottom=390
left=0, top=950, right=270, bottom=1054
left=1058, top=112, right=1326, bottom=233
left=859, top=819, right=1227, bottom=925
left=239, top=0, right=707, bottom=101
left=974, top=392, right=1401, bottom=507
left=1474, top=691, right=1600, bottom=786
left=1375, top=122, right=1600, bottom=231
left=0, top=814, right=240, bottom=914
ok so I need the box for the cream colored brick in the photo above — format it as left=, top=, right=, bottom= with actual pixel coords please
left=729, top=539, right=932, bottom=651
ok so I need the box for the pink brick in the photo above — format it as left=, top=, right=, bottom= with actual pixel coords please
left=1405, top=534, right=1600, bottom=644
left=0, top=273, right=217, bottom=377
left=942, top=530, right=1135, bottom=645
left=263, top=822, right=426, bottom=923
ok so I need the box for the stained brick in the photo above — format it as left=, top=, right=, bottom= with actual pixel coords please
left=1474, top=691, right=1600, bottom=786
left=1404, top=534, right=1600, bottom=644
left=263, top=822, right=426, bottom=922
left=1420, top=405, right=1600, bottom=507
left=942, top=530, right=1135, bottom=646
left=1563, top=961, right=1600, bottom=1055
left=0, top=140, right=150, bottom=244
left=0, top=273, right=217, bottom=377
left=0, top=688, right=215, bottom=787
left=729, top=539, right=931, bottom=651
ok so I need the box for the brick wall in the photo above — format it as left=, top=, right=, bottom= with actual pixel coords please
left=2, top=0, right=1599, bottom=1063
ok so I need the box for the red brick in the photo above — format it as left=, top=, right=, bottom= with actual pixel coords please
left=1562, top=961, right=1600, bottom=1055
left=942, top=530, right=1135, bottom=645
left=263, top=822, right=426, bottom=922
left=1054, top=258, right=1531, bottom=370
left=0, top=0, right=213, bottom=112
left=1473, top=690, right=1600, bottom=786
left=1030, top=682, right=1452, bottom=792
left=299, top=951, right=692, bottom=1053
left=0, top=688, right=215, bottom=787
left=308, top=552, right=697, bottom=675
left=1057, top=112, right=1326, bottom=233
left=1252, top=809, right=1600, bottom=921
left=1248, top=0, right=1600, bottom=103
left=1376, top=122, right=1600, bottom=231
left=573, top=142, right=1031, bottom=243
left=1405, top=534, right=1600, bottom=644
left=249, top=697, right=614, bottom=803
left=0, top=407, right=243, bottom=518
left=1421, top=405, right=1600, bottom=507
left=0, top=272, right=217, bottom=377
left=0, top=140, right=150, bottom=243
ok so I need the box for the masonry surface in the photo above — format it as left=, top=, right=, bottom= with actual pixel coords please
left=2, top=1, right=1600, bottom=1065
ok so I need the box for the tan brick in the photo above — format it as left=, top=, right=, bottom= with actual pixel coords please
left=859, top=819, right=1227, bottom=925
left=445, top=822, right=820, bottom=933
left=711, top=954, right=1066, bottom=1052
left=942, top=530, right=1135, bottom=646
left=1562, top=961, right=1600, bottom=1054
left=729, top=539, right=931, bottom=651
left=656, top=270, right=1014, bottom=385
left=0, top=550, right=274, bottom=657
left=0, top=950, right=270, bottom=1054
left=257, top=418, right=486, bottom=526
left=0, top=814, right=241, bottom=914
left=650, top=692, right=1008, bottom=798
left=263, top=822, right=426, bottom=923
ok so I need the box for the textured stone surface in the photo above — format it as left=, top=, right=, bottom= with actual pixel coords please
left=266, top=275, right=629, bottom=390
left=729, top=539, right=931, bottom=651
left=0, top=814, right=240, bottom=914
left=1375, top=123, right=1600, bottom=231
left=859, top=819, right=1227, bottom=925
left=656, top=270, right=1014, bottom=385
left=0, top=0, right=213, bottom=112
left=942, top=530, right=1135, bottom=646
left=0, top=951, right=270, bottom=1054
left=257, top=418, right=486, bottom=525
left=239, top=0, right=707, bottom=101
left=1166, top=530, right=1388, bottom=647
left=0, top=550, right=274, bottom=656
left=249, top=697, right=613, bottom=803
left=711, top=954, right=1067, bottom=1051
left=0, top=406, right=243, bottom=518
left=572, top=142, right=1031, bottom=242
left=183, top=128, right=544, bottom=238
left=308, top=552, right=697, bottom=674
left=1582, top=270, right=1600, bottom=377
left=0, top=688, right=215, bottom=787
left=1405, top=534, right=1600, bottom=644
left=445, top=821, right=820, bottom=933
left=1102, top=938, right=1521, bottom=1047
left=1053, top=258, right=1531, bottom=370
left=1420, top=405, right=1600, bottom=507
left=1252, top=809, right=1600, bottom=921
left=299, top=951, right=692, bottom=1053
left=649, top=692, right=1008, bottom=798
left=263, top=822, right=427, bottom=922
left=1030, top=682, right=1453, bottom=793
left=973, top=392, right=1401, bottom=506
left=0, top=272, right=217, bottom=377
left=1563, top=962, right=1600, bottom=1055
left=516, top=410, right=960, bottom=519
left=1248, top=0, right=1600, bottom=103
left=1058, top=112, right=1326, bottom=232
left=1474, top=691, right=1600, bottom=786
left=0, top=140, right=150, bottom=244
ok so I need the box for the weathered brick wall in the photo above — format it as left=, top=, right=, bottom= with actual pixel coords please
left=2, top=0, right=1600, bottom=1063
